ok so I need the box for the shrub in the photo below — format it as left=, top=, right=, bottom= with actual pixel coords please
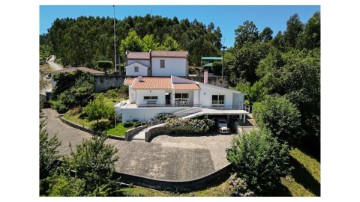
left=69, top=107, right=82, bottom=116
left=165, top=118, right=214, bottom=135
left=83, top=94, right=114, bottom=125
left=228, top=174, right=255, bottom=197
left=91, top=119, right=112, bottom=131
left=123, top=121, right=134, bottom=128
left=50, top=99, right=68, bottom=114
left=253, top=95, right=302, bottom=145
left=226, top=129, right=292, bottom=195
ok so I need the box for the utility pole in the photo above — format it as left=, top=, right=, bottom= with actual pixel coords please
left=221, top=45, right=227, bottom=81
left=113, top=5, right=117, bottom=72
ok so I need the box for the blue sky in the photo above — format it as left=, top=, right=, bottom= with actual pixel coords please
left=40, top=5, right=320, bottom=48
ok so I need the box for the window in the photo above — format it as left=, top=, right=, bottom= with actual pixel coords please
left=175, top=93, right=188, bottom=99
left=160, top=60, right=165, bottom=68
left=134, top=66, right=139, bottom=72
left=144, top=96, right=158, bottom=100
left=212, top=95, right=225, bottom=105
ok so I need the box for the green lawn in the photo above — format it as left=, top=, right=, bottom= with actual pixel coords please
left=279, top=148, right=321, bottom=196
left=120, top=147, right=320, bottom=197
left=63, top=112, right=92, bottom=128
left=106, top=123, right=132, bottom=137
left=121, top=178, right=231, bottom=197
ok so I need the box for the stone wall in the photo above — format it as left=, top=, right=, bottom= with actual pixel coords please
left=94, top=75, right=124, bottom=92
left=114, top=163, right=232, bottom=192
left=145, top=126, right=171, bottom=142
left=125, top=125, right=148, bottom=141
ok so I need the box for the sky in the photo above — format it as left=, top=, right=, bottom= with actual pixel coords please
left=40, top=5, right=319, bottom=48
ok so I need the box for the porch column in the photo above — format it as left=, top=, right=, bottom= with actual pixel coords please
left=243, top=114, right=246, bottom=123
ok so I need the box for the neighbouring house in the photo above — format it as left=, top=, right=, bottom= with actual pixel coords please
left=125, top=50, right=189, bottom=77
left=50, top=67, right=105, bottom=88
left=115, top=75, right=248, bottom=123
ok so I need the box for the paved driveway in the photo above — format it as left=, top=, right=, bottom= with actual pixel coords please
left=42, top=109, right=234, bottom=181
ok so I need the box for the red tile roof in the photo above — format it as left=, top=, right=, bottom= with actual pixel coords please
left=124, top=77, right=135, bottom=86
left=53, top=67, right=104, bottom=75
left=173, top=83, right=200, bottom=90
left=131, top=77, right=172, bottom=90
left=151, top=51, right=188, bottom=58
left=126, top=52, right=150, bottom=60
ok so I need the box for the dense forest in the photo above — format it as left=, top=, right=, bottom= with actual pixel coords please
left=41, top=11, right=320, bottom=154
left=40, top=14, right=222, bottom=67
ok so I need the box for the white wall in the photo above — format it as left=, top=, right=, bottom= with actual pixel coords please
left=119, top=107, right=186, bottom=123
left=198, top=84, right=234, bottom=108
left=127, top=59, right=150, bottom=67
left=151, top=58, right=188, bottom=76
left=232, top=93, right=245, bottom=108
left=129, top=87, right=136, bottom=103
left=136, top=90, right=166, bottom=106
left=125, top=63, right=149, bottom=76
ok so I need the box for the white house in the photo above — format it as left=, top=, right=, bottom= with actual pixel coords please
left=115, top=75, right=247, bottom=123
left=124, top=50, right=189, bottom=77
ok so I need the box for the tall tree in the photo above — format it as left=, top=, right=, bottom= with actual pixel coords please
left=234, top=21, right=259, bottom=48
left=259, top=27, right=273, bottom=42
left=159, top=34, right=181, bottom=51
left=299, top=12, right=320, bottom=50
left=142, top=34, right=160, bottom=51
left=284, top=14, right=303, bottom=48
left=119, top=30, right=144, bottom=55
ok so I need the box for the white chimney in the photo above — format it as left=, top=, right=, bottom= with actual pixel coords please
left=138, top=75, right=143, bottom=82
left=204, top=69, right=208, bottom=84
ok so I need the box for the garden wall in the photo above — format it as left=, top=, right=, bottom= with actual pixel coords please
left=114, top=163, right=232, bottom=192
left=145, top=125, right=170, bottom=142
left=94, top=75, right=124, bottom=92
left=125, top=125, right=148, bottom=141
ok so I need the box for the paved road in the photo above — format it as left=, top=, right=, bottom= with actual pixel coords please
left=47, top=55, right=63, bottom=71
left=42, top=108, right=234, bottom=181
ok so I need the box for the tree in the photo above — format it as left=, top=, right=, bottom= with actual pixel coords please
left=40, top=120, right=61, bottom=195
left=284, top=14, right=303, bottom=48
left=47, top=134, right=120, bottom=196
left=119, top=30, right=144, bottom=55
left=226, top=129, right=291, bottom=195
left=142, top=34, right=160, bottom=51
left=253, top=96, right=302, bottom=145
left=259, top=27, right=273, bottom=42
left=211, top=61, right=223, bottom=75
left=159, top=34, right=181, bottom=51
left=231, top=41, right=270, bottom=84
left=97, top=61, right=113, bottom=72
left=233, top=80, right=268, bottom=105
left=298, top=12, right=320, bottom=50
left=63, top=134, right=119, bottom=195
left=257, top=49, right=320, bottom=141
left=83, top=94, right=114, bottom=125
left=271, top=31, right=286, bottom=52
left=234, top=21, right=259, bottom=48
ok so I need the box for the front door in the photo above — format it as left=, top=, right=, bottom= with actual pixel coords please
left=165, top=93, right=171, bottom=105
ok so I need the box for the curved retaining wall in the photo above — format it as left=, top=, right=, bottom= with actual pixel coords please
left=125, top=125, right=148, bottom=141
left=114, top=163, right=232, bottom=192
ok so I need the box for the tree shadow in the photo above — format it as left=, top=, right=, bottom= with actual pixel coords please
left=290, top=156, right=320, bottom=196
left=272, top=181, right=292, bottom=196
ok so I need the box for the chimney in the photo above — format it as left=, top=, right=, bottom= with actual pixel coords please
left=204, top=69, right=208, bottom=84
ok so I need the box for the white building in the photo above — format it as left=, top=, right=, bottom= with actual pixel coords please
left=115, top=75, right=247, bottom=123
left=124, top=50, right=189, bottom=77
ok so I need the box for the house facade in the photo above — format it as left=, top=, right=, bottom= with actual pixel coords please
left=115, top=75, right=246, bottom=123
left=124, top=51, right=189, bottom=77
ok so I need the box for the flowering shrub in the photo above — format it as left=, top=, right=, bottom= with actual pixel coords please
left=228, top=174, right=255, bottom=197
left=165, top=118, right=214, bottom=135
